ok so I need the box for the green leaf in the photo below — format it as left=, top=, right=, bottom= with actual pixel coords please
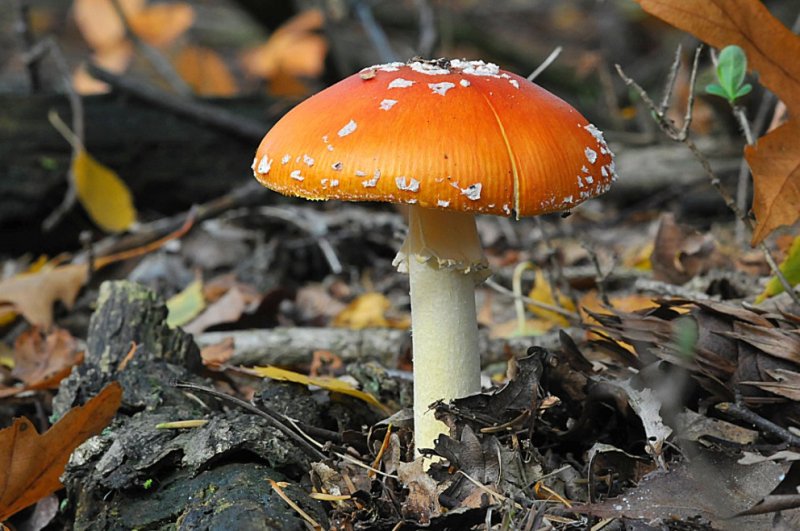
left=705, top=83, right=728, bottom=99
left=735, top=83, right=753, bottom=99
left=756, top=235, right=800, bottom=302
left=706, top=45, right=751, bottom=104
left=166, top=279, right=205, bottom=327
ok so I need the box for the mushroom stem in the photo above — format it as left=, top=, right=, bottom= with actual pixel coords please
left=399, top=206, right=486, bottom=453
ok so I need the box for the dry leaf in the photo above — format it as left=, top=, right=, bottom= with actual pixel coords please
left=0, top=382, right=122, bottom=521
left=73, top=0, right=144, bottom=51
left=72, top=42, right=133, bottom=95
left=127, top=2, right=194, bottom=48
left=526, top=268, right=575, bottom=327
left=650, top=213, right=727, bottom=284
left=0, top=328, right=83, bottom=397
left=199, top=337, right=234, bottom=369
left=240, top=9, right=327, bottom=81
left=174, top=46, right=237, bottom=97
left=250, top=365, right=389, bottom=412
left=183, top=286, right=251, bottom=334
left=165, top=279, right=205, bottom=328
left=0, top=264, right=88, bottom=328
left=333, top=292, right=408, bottom=330
left=746, top=123, right=800, bottom=244
left=635, top=0, right=800, bottom=243
left=73, top=149, right=137, bottom=233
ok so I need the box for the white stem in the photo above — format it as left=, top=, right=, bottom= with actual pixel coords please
left=400, top=206, right=484, bottom=453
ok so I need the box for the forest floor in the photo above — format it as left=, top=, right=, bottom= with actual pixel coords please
left=1, top=1, right=799, bottom=530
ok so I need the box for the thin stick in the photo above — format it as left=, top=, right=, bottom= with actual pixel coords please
left=15, top=0, right=40, bottom=91
left=109, top=0, right=192, bottom=96
left=615, top=53, right=800, bottom=306
left=174, top=381, right=327, bottom=461
left=269, top=480, right=323, bottom=530
left=659, top=44, right=682, bottom=115
left=414, top=0, right=437, bottom=58
left=354, top=0, right=398, bottom=63
left=24, top=38, right=85, bottom=232
left=485, top=278, right=580, bottom=323
left=716, top=402, right=800, bottom=447
left=87, top=62, right=267, bottom=141
left=527, top=46, right=563, bottom=82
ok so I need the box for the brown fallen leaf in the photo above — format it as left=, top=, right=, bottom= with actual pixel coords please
left=240, top=9, right=327, bottom=86
left=0, top=328, right=83, bottom=398
left=650, top=213, right=728, bottom=284
left=634, top=0, right=800, bottom=243
left=0, top=264, right=88, bottom=329
left=0, top=381, right=122, bottom=522
left=199, top=337, right=235, bottom=369
left=174, top=45, right=238, bottom=97
left=184, top=286, right=256, bottom=335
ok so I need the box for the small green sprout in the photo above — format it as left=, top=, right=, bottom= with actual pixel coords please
left=705, top=45, right=752, bottom=104
left=143, top=478, right=154, bottom=490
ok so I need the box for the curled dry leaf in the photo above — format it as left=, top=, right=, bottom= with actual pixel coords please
left=240, top=9, right=327, bottom=81
left=0, top=327, right=83, bottom=398
left=635, top=0, right=800, bottom=243
left=0, top=382, right=122, bottom=522
left=650, top=213, right=728, bottom=284
left=0, top=264, right=88, bottom=329
left=127, top=2, right=194, bottom=47
left=174, top=46, right=238, bottom=97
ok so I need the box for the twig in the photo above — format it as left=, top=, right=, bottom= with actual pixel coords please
left=615, top=49, right=800, bottom=307
left=78, top=180, right=266, bottom=262
left=253, top=206, right=343, bottom=274
left=353, top=0, right=398, bottom=63
left=23, top=37, right=85, bottom=232
left=527, top=46, right=562, bottom=82
left=583, top=242, right=611, bottom=306
left=659, top=44, right=683, bottom=116
left=735, top=92, right=775, bottom=244
left=414, top=0, right=437, bottom=57
left=108, top=0, right=192, bottom=96
left=715, top=402, right=800, bottom=447
left=86, top=62, right=267, bottom=141
left=14, top=0, right=40, bottom=91
left=485, top=277, right=580, bottom=323
left=174, top=381, right=327, bottom=460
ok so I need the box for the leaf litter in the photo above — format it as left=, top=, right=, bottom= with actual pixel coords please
left=3, top=0, right=800, bottom=529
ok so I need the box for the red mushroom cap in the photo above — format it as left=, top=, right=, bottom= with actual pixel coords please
left=253, top=59, right=616, bottom=217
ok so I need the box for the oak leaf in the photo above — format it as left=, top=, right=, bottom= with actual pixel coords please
left=0, top=382, right=122, bottom=522
left=174, top=46, right=238, bottom=97
left=0, top=264, right=88, bottom=329
left=240, top=9, right=327, bottom=84
left=0, top=328, right=83, bottom=398
left=635, top=0, right=800, bottom=243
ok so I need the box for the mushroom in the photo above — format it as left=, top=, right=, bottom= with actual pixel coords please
left=252, top=58, right=617, bottom=454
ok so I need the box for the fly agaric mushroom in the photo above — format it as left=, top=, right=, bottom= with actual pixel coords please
left=252, top=59, right=616, bottom=453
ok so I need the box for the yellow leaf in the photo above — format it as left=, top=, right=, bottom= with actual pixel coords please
left=250, top=365, right=389, bottom=412
left=756, top=234, right=800, bottom=302
left=526, top=269, right=575, bottom=328
left=166, top=279, right=205, bottom=328
left=333, top=292, right=389, bottom=329
left=73, top=149, right=137, bottom=233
